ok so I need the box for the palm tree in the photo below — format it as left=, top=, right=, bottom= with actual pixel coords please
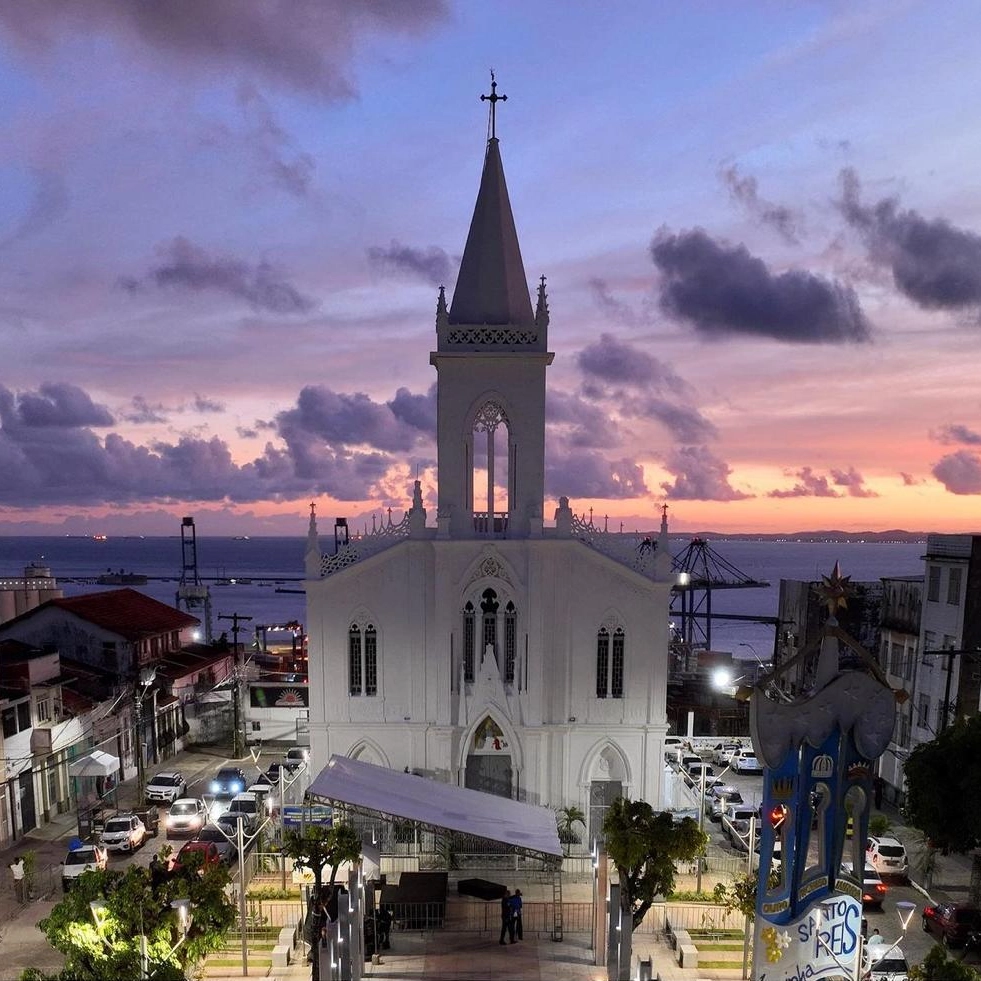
left=556, top=805, right=587, bottom=855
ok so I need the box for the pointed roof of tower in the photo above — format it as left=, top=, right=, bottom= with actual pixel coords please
left=449, top=136, right=534, bottom=327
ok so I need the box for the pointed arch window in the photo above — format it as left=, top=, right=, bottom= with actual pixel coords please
left=504, top=601, right=517, bottom=683
left=349, top=622, right=378, bottom=697
left=481, top=588, right=499, bottom=663
left=463, top=602, right=476, bottom=683
left=596, top=625, right=625, bottom=699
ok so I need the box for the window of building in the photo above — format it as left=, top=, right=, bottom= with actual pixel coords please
left=463, top=602, right=475, bottom=683
left=904, top=643, right=915, bottom=682
left=923, top=631, right=936, bottom=665
left=898, top=708, right=911, bottom=748
left=596, top=626, right=625, bottom=699
left=927, top=565, right=941, bottom=602
left=889, top=642, right=903, bottom=677
left=348, top=623, right=378, bottom=697
left=17, top=701, right=30, bottom=730
left=504, top=602, right=516, bottom=684
left=1, top=706, right=17, bottom=738
left=35, top=696, right=51, bottom=724
left=947, top=567, right=963, bottom=605
left=917, top=693, right=930, bottom=728
left=481, top=589, right=499, bottom=662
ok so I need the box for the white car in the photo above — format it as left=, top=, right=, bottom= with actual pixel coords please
left=866, top=836, right=909, bottom=880
left=711, top=742, right=742, bottom=766
left=664, top=736, right=688, bottom=763
left=166, top=798, right=210, bottom=837
left=101, top=813, right=148, bottom=853
left=864, top=941, right=909, bottom=980
left=144, top=771, right=188, bottom=805
left=61, top=843, right=108, bottom=891
left=729, top=749, right=763, bottom=774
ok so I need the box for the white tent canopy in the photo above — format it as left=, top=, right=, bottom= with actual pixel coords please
left=307, top=755, right=563, bottom=860
left=68, top=750, right=120, bottom=778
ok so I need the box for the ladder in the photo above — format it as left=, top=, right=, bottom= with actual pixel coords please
left=551, top=865, right=563, bottom=941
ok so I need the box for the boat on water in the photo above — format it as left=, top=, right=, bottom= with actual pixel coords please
left=96, top=570, right=148, bottom=585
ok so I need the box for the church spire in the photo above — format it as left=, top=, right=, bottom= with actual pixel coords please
left=448, top=74, right=534, bottom=329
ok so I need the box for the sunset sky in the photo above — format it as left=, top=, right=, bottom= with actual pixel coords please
left=1, top=1, right=980, bottom=537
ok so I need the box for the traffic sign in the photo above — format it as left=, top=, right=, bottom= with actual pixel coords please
left=282, top=804, right=333, bottom=827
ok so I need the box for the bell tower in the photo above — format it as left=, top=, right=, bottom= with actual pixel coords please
left=430, top=75, right=554, bottom=540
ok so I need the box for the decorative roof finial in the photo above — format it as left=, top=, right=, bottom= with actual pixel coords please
left=480, top=69, right=507, bottom=140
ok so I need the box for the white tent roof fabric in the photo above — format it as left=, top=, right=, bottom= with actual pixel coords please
left=307, top=755, right=563, bottom=859
left=68, top=749, right=121, bottom=777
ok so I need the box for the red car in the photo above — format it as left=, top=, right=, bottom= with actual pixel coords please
left=172, top=839, right=223, bottom=872
left=922, top=902, right=981, bottom=947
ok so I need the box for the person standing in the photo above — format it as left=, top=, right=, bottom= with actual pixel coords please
left=499, top=888, right=514, bottom=945
left=510, top=888, right=523, bottom=941
left=9, top=856, right=25, bottom=903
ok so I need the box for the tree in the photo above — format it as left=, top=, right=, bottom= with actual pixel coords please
left=713, top=868, right=780, bottom=920
left=37, top=850, right=235, bottom=980
left=904, top=714, right=981, bottom=852
left=602, top=798, right=707, bottom=930
left=556, top=805, right=587, bottom=856
left=909, top=945, right=981, bottom=981
left=281, top=822, right=362, bottom=897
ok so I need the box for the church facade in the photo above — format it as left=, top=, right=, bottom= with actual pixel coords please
left=304, top=97, right=676, bottom=831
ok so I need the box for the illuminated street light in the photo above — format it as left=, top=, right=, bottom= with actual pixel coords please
left=90, top=896, right=192, bottom=980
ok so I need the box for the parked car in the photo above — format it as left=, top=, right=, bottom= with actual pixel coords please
left=708, top=786, right=743, bottom=821
left=61, top=842, right=108, bottom=891
left=664, top=736, right=688, bottom=763
left=210, top=766, right=248, bottom=798
left=712, top=742, right=742, bottom=766
left=863, top=940, right=909, bottom=980
left=729, top=748, right=763, bottom=774
left=193, top=826, right=239, bottom=864
left=679, top=753, right=702, bottom=773
left=866, top=836, right=909, bottom=880
left=166, top=798, right=210, bottom=837
left=144, top=770, right=187, bottom=805
left=842, top=861, right=887, bottom=910
left=172, top=839, right=225, bottom=872
left=722, top=805, right=760, bottom=851
left=922, top=902, right=981, bottom=947
left=217, top=792, right=262, bottom=834
left=286, top=747, right=309, bottom=767
left=683, top=763, right=716, bottom=789
left=100, top=813, right=148, bottom=853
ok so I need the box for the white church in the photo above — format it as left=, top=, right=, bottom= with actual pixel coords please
left=304, top=86, right=677, bottom=835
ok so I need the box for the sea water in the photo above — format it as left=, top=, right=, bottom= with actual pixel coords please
left=0, top=535, right=925, bottom=654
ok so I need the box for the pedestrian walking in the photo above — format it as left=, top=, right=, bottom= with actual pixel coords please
left=9, top=856, right=25, bottom=903
left=499, top=888, right=514, bottom=945
left=867, top=927, right=884, bottom=944
left=873, top=775, right=885, bottom=810
left=510, top=888, right=523, bottom=941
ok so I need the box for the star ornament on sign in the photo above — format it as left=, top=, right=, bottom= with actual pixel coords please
left=815, top=561, right=855, bottom=619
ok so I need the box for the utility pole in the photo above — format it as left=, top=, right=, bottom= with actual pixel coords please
left=923, top=647, right=981, bottom=733
left=220, top=612, right=253, bottom=758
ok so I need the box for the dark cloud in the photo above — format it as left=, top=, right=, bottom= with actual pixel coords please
left=660, top=446, right=750, bottom=501
left=122, top=396, right=168, bottom=425
left=387, top=385, right=436, bottom=436
left=768, top=466, right=841, bottom=499
left=546, top=391, right=619, bottom=449
left=367, top=240, right=454, bottom=287
left=546, top=452, right=648, bottom=500
left=137, top=236, right=316, bottom=314
left=932, top=423, right=981, bottom=446
left=237, top=426, right=259, bottom=440
left=622, top=396, right=717, bottom=444
left=5, top=383, right=113, bottom=428
left=0, top=169, right=69, bottom=250
left=577, top=334, right=687, bottom=390
left=900, top=471, right=920, bottom=486
left=840, top=168, right=981, bottom=311
left=720, top=165, right=801, bottom=244
left=0, top=1, right=448, bottom=100
left=236, top=83, right=315, bottom=198
left=830, top=466, right=878, bottom=498
left=193, top=395, right=225, bottom=414
left=932, top=451, right=981, bottom=495
left=650, top=227, right=871, bottom=343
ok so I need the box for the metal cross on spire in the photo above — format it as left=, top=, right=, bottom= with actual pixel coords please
left=480, top=69, right=507, bottom=139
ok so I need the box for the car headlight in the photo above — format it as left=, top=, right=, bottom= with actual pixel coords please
left=210, top=781, right=220, bottom=793
left=233, top=782, right=243, bottom=793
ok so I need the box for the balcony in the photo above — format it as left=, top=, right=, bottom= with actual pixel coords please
left=473, top=511, right=509, bottom=537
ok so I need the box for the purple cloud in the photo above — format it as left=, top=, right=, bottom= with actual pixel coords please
left=0, top=1, right=449, bottom=100
left=588, top=278, right=649, bottom=328
left=768, top=466, right=841, bottom=499
left=121, top=396, right=169, bottom=425
left=900, top=472, right=920, bottom=486
left=830, top=466, right=878, bottom=498
left=932, top=423, right=981, bottom=446
left=932, top=451, right=981, bottom=495
left=651, top=227, right=870, bottom=343
left=577, top=333, right=686, bottom=389
left=387, top=385, right=437, bottom=436
left=367, top=240, right=455, bottom=286
left=720, top=165, right=802, bottom=244
left=546, top=452, right=648, bottom=500
left=193, top=395, right=225, bottom=414
left=840, top=168, right=981, bottom=311
left=131, top=236, right=316, bottom=314
left=660, top=446, right=751, bottom=501
left=546, top=391, right=619, bottom=449
left=0, top=169, right=69, bottom=250
left=4, top=383, right=113, bottom=428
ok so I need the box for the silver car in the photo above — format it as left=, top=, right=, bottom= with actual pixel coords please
left=100, top=813, right=147, bottom=853
left=166, top=798, right=210, bottom=837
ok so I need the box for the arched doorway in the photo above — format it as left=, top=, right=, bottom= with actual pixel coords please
left=465, top=716, right=513, bottom=798
left=588, top=745, right=628, bottom=842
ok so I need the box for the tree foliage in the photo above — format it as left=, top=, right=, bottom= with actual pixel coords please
left=713, top=869, right=780, bottom=921
left=556, top=805, right=587, bottom=855
left=281, top=822, right=362, bottom=895
left=904, top=714, right=981, bottom=852
left=37, top=849, right=234, bottom=980
left=602, top=797, right=707, bottom=931
left=909, top=945, right=981, bottom=981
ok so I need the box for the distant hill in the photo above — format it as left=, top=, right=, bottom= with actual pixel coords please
left=680, top=529, right=928, bottom=544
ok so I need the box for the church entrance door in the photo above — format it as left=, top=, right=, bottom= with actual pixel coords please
left=589, top=779, right=622, bottom=842
left=465, top=716, right=513, bottom=798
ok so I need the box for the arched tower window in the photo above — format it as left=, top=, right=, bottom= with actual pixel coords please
left=348, top=622, right=379, bottom=697
left=471, top=400, right=511, bottom=534
left=504, top=601, right=517, bottom=683
left=481, top=588, right=499, bottom=663
left=596, top=625, right=625, bottom=699
left=463, top=602, right=476, bottom=683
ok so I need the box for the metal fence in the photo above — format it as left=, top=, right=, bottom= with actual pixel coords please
left=446, top=900, right=593, bottom=935
left=637, top=901, right=744, bottom=935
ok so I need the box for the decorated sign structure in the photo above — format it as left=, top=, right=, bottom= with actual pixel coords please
left=749, top=565, right=897, bottom=981
left=249, top=683, right=309, bottom=708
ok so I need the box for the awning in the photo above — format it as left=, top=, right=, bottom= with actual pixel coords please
left=68, top=750, right=120, bottom=778
left=307, top=755, right=563, bottom=860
